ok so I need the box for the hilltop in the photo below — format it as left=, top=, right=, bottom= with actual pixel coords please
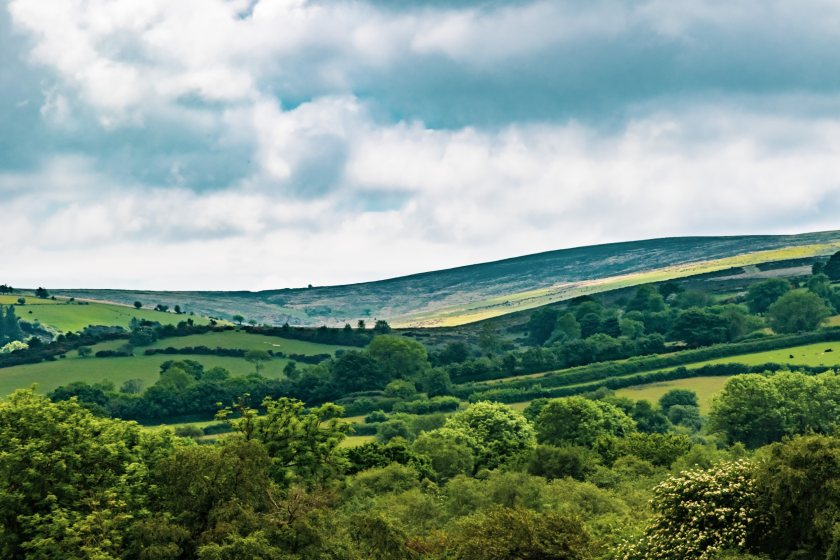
left=54, top=230, right=840, bottom=327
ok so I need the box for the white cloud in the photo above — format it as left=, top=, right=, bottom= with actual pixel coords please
left=3, top=0, right=840, bottom=289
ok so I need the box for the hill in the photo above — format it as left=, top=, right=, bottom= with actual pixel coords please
left=53, top=230, right=840, bottom=328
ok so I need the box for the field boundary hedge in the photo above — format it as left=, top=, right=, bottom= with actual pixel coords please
left=453, top=329, right=840, bottom=399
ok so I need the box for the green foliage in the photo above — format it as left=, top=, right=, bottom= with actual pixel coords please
left=522, top=444, right=601, bottom=481
left=595, top=433, right=692, bottom=468
left=536, top=396, right=636, bottom=447
left=344, top=438, right=434, bottom=479
left=412, top=428, right=476, bottom=481
left=368, top=335, right=430, bottom=379
left=445, top=401, right=536, bottom=470
left=0, top=390, right=176, bottom=559
left=709, top=371, right=840, bottom=448
left=528, top=308, right=561, bottom=345
left=659, top=389, right=699, bottom=412
left=767, top=291, right=831, bottom=334
left=244, top=349, right=272, bottom=374
left=627, top=285, right=666, bottom=313
left=0, top=305, right=23, bottom=345
left=824, top=250, right=840, bottom=281
left=218, top=396, right=351, bottom=487
left=746, top=279, right=791, bottom=314
left=623, top=460, right=760, bottom=560
left=753, top=435, right=840, bottom=558
left=0, top=340, right=27, bottom=354
left=451, top=506, right=593, bottom=560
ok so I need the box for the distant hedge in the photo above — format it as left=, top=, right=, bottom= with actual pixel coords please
left=453, top=329, right=840, bottom=399
left=467, top=362, right=836, bottom=403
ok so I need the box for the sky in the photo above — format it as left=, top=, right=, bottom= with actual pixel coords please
left=2, top=0, right=840, bottom=290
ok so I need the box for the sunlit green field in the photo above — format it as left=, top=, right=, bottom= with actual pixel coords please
left=339, top=435, right=376, bottom=448
left=9, top=299, right=213, bottom=333
left=616, top=376, right=734, bottom=412
left=0, top=354, right=291, bottom=396
left=0, top=295, right=62, bottom=305
left=117, top=330, right=349, bottom=355
left=685, top=341, right=840, bottom=369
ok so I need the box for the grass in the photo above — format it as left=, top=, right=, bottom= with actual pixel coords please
left=138, top=331, right=349, bottom=355
left=0, top=354, right=291, bottom=396
left=683, top=341, right=840, bottom=369
left=501, top=339, right=840, bottom=414
left=0, top=295, right=62, bottom=305
left=827, top=315, right=840, bottom=327
left=339, top=435, right=376, bottom=448
left=615, top=376, right=734, bottom=412
left=11, top=300, right=213, bottom=333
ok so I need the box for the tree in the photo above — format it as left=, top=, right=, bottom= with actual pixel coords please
left=445, top=401, right=536, bottom=470
left=367, top=335, right=429, bottom=379
left=528, top=308, right=560, bottom=346
left=478, top=323, right=502, bottom=355
left=767, top=291, right=830, bottom=334
left=824, top=250, right=840, bottom=281
left=670, top=308, right=730, bottom=347
left=232, top=314, right=245, bottom=326
left=438, top=341, right=470, bottom=365
left=34, top=287, right=49, bottom=299
left=76, top=346, right=92, bottom=358
left=120, top=378, right=145, bottom=394
left=0, top=306, right=22, bottom=344
left=746, top=278, right=791, bottom=313
left=624, top=460, right=759, bottom=560
left=133, top=301, right=142, bottom=309
left=754, top=435, right=840, bottom=558
left=659, top=389, right=699, bottom=412
left=0, top=390, right=177, bottom=558
left=535, top=396, right=636, bottom=447
left=244, top=350, right=272, bottom=375
left=551, top=313, right=582, bottom=343
left=218, top=396, right=351, bottom=487
left=451, top=507, right=593, bottom=560
left=373, top=319, right=391, bottom=334
left=709, top=374, right=785, bottom=448
left=412, top=428, right=475, bottom=481
left=626, top=285, right=666, bottom=313
left=523, top=444, right=600, bottom=481
left=154, top=304, right=169, bottom=312
left=174, top=305, right=182, bottom=314
left=331, top=350, right=387, bottom=393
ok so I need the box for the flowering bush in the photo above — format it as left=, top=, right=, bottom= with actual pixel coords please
left=0, top=340, right=28, bottom=354
left=621, top=460, right=761, bottom=560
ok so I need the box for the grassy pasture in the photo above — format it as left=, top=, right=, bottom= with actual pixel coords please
left=683, top=341, right=840, bottom=369
left=0, top=295, right=62, bottom=305
left=616, top=376, right=734, bottom=412
left=10, top=300, right=213, bottom=333
left=138, top=331, right=350, bottom=355
left=0, top=354, right=291, bottom=396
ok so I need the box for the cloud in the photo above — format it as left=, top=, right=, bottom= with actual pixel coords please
left=1, top=0, right=840, bottom=289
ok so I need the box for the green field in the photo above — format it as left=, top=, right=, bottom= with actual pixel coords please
left=339, top=435, right=376, bottom=448
left=0, top=295, right=62, bottom=305
left=135, top=331, right=349, bottom=355
left=8, top=299, right=213, bottom=333
left=0, top=354, right=291, bottom=396
left=610, top=342, right=840, bottom=411
left=673, top=341, right=840, bottom=370
left=616, top=376, right=733, bottom=412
